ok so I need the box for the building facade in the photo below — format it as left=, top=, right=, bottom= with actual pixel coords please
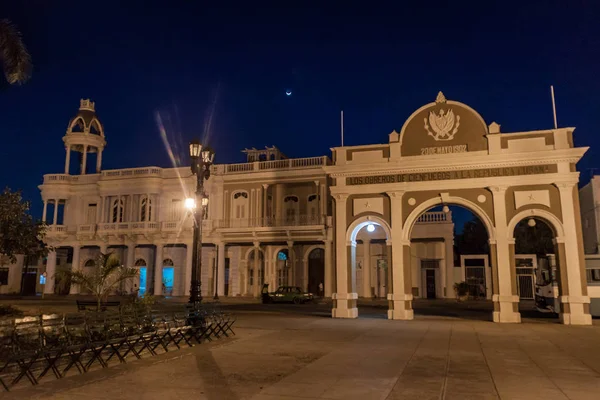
left=328, top=92, right=591, bottom=325
left=23, top=92, right=594, bottom=325
left=33, top=99, right=458, bottom=302
left=578, top=176, right=600, bottom=315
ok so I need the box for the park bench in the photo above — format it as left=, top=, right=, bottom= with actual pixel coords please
left=0, top=303, right=235, bottom=392
left=76, top=300, right=121, bottom=312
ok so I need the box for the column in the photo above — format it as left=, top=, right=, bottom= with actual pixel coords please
left=64, top=146, right=71, bottom=174
left=363, top=239, right=372, bottom=298
left=69, top=246, right=81, bottom=294
left=314, top=180, right=320, bottom=223
left=127, top=195, right=133, bottom=222
left=184, top=242, right=193, bottom=298
left=253, top=242, right=260, bottom=297
left=217, top=241, right=226, bottom=296
left=154, top=244, right=164, bottom=296
left=53, top=199, right=59, bottom=225
left=42, top=201, right=48, bottom=223
left=287, top=241, right=295, bottom=286
left=324, top=240, right=333, bottom=297
left=81, top=145, right=88, bottom=175
left=44, top=250, right=57, bottom=294
left=125, top=241, right=136, bottom=293
left=100, top=196, right=105, bottom=223
left=489, top=186, right=521, bottom=323
left=444, top=238, right=454, bottom=298
left=331, top=194, right=358, bottom=318
left=96, top=149, right=102, bottom=173
left=556, top=182, right=592, bottom=325
left=262, top=184, right=269, bottom=221
left=387, top=191, right=413, bottom=320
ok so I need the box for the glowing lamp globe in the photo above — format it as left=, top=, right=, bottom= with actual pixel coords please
left=185, top=198, right=196, bottom=209
left=366, top=224, right=375, bottom=233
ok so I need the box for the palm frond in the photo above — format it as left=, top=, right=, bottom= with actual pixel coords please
left=0, top=19, right=31, bottom=85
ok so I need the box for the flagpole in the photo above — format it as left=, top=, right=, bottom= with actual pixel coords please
left=551, top=85, right=558, bottom=129
left=341, top=110, right=344, bottom=147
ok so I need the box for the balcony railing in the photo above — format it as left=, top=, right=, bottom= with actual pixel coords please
left=101, top=167, right=162, bottom=179
left=47, top=225, right=67, bottom=233
left=416, top=211, right=453, bottom=224
left=218, top=156, right=330, bottom=175
left=216, top=215, right=325, bottom=229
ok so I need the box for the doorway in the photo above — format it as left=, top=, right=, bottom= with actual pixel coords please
left=425, top=269, right=436, bottom=299
left=138, top=267, right=147, bottom=295
left=308, top=248, right=325, bottom=295
left=162, top=267, right=174, bottom=296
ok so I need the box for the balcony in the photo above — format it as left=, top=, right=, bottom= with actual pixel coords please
left=416, top=211, right=453, bottom=224
left=101, top=167, right=162, bottom=180
left=216, top=215, right=326, bottom=229
left=46, top=225, right=68, bottom=234
left=216, top=156, right=331, bottom=175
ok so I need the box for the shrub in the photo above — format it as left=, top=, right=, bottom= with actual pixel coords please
left=453, top=282, right=470, bottom=297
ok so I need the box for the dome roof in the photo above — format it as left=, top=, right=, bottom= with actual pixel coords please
left=66, top=99, right=104, bottom=136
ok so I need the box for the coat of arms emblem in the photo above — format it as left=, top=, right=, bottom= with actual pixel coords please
left=424, top=92, right=460, bottom=141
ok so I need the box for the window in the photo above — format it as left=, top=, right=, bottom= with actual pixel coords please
left=586, top=268, right=600, bottom=284
left=135, top=258, right=146, bottom=267
left=112, top=199, right=124, bottom=223
left=171, top=199, right=182, bottom=221
left=140, top=196, right=152, bottom=222
left=0, top=268, right=8, bottom=285
left=87, top=204, right=97, bottom=224
left=84, top=259, right=95, bottom=268
left=232, top=192, right=248, bottom=219
left=284, top=196, right=299, bottom=223
left=308, top=194, right=319, bottom=219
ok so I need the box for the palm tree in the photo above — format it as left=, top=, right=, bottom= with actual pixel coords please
left=57, top=253, right=139, bottom=311
left=0, top=19, right=32, bottom=85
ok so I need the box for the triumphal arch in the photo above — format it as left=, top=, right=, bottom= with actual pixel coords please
left=326, top=92, right=591, bottom=325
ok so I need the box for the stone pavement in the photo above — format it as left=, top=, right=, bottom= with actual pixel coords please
left=5, top=309, right=600, bottom=400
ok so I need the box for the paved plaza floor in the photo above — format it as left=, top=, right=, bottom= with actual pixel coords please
left=3, top=299, right=600, bottom=400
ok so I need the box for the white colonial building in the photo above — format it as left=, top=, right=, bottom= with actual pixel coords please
left=6, top=93, right=593, bottom=325
left=28, top=99, right=459, bottom=302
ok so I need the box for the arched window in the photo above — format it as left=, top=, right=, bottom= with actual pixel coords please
left=276, top=250, right=289, bottom=286
left=134, top=258, right=146, bottom=267
left=70, top=118, right=85, bottom=133
left=232, top=192, right=249, bottom=220
left=89, top=120, right=101, bottom=135
left=140, top=196, right=152, bottom=222
left=163, top=258, right=174, bottom=267
left=284, top=196, right=299, bottom=224
left=112, top=198, right=124, bottom=223
left=84, top=259, right=95, bottom=268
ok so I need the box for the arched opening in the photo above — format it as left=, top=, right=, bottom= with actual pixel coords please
left=511, top=216, right=562, bottom=320
left=405, top=202, right=493, bottom=320
left=338, top=215, right=392, bottom=319
left=276, top=250, right=289, bottom=287
left=247, top=249, right=264, bottom=296
left=134, top=258, right=147, bottom=296
left=162, top=258, right=175, bottom=296
left=307, top=248, right=325, bottom=296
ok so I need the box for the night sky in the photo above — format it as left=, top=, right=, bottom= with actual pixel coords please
left=2, top=1, right=600, bottom=226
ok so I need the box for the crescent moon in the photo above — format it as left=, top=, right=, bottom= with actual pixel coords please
left=286, top=90, right=292, bottom=96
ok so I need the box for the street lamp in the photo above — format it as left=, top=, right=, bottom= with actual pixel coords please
left=188, top=139, right=214, bottom=306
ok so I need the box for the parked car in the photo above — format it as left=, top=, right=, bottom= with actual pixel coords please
left=266, top=286, right=314, bottom=304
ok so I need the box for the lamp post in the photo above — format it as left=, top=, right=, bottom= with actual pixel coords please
left=187, top=139, right=214, bottom=307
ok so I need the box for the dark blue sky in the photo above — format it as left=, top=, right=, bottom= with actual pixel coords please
left=2, top=1, right=600, bottom=222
